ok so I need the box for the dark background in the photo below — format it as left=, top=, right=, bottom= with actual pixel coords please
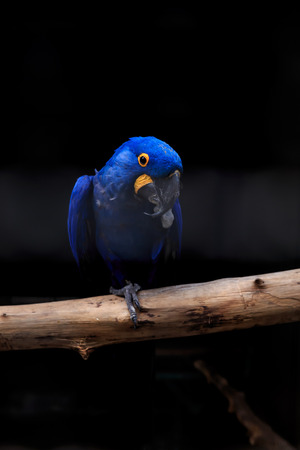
left=0, top=6, right=300, bottom=450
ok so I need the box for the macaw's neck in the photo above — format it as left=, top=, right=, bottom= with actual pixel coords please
left=93, top=164, right=136, bottom=206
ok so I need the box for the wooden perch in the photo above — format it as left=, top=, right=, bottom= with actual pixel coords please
left=0, top=268, right=299, bottom=359
left=194, top=359, right=296, bottom=450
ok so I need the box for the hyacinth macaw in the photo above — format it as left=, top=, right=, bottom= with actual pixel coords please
left=68, top=136, right=182, bottom=326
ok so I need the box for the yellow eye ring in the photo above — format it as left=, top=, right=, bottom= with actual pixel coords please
left=138, top=153, right=149, bottom=167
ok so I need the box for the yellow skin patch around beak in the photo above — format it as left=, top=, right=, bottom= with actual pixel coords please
left=134, top=174, right=153, bottom=194
left=169, top=169, right=181, bottom=178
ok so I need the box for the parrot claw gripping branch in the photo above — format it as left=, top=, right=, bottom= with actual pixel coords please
left=68, top=136, right=183, bottom=326
left=110, top=281, right=142, bottom=328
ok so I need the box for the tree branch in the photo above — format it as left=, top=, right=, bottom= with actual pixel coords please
left=194, top=359, right=296, bottom=450
left=0, top=268, right=299, bottom=359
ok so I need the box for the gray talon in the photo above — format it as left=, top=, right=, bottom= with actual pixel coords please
left=110, top=281, right=141, bottom=327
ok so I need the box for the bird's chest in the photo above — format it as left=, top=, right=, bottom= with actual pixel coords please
left=93, top=192, right=166, bottom=262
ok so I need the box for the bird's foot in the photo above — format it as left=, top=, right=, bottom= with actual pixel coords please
left=110, top=281, right=141, bottom=328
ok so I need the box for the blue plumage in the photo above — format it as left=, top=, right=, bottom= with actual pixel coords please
left=68, top=136, right=183, bottom=325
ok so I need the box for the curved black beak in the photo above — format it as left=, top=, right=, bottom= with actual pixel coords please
left=137, top=170, right=181, bottom=218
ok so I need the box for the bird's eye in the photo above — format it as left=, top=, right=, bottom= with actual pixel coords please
left=138, top=153, right=149, bottom=167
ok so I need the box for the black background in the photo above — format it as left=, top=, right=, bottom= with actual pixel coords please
left=0, top=6, right=300, bottom=450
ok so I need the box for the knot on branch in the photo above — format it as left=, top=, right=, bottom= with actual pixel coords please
left=72, top=339, right=93, bottom=360
left=254, top=278, right=265, bottom=288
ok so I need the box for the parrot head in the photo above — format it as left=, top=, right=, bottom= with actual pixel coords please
left=108, top=136, right=183, bottom=225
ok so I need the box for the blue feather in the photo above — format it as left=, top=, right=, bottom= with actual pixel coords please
left=68, top=136, right=183, bottom=290
left=68, top=175, right=96, bottom=268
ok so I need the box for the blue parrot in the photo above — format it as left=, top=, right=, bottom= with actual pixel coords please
left=68, top=136, right=182, bottom=327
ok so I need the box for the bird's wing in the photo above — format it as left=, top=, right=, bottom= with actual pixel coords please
left=67, top=175, right=98, bottom=271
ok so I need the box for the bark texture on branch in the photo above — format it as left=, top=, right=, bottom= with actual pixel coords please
left=194, top=359, right=296, bottom=450
left=0, top=268, right=299, bottom=359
